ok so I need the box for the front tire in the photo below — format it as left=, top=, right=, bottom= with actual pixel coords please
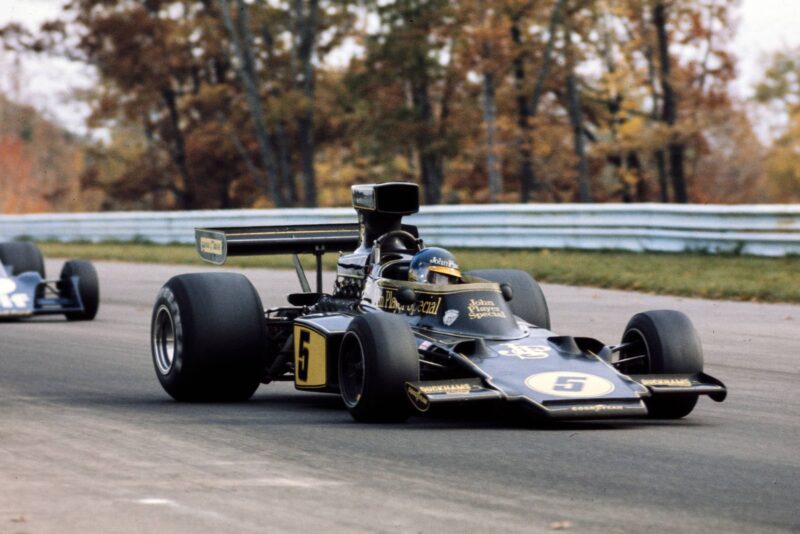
left=60, top=260, right=99, bottom=321
left=151, top=273, right=268, bottom=402
left=338, top=313, right=419, bottom=422
left=467, top=269, right=550, bottom=329
left=620, top=310, right=703, bottom=419
left=0, top=241, right=45, bottom=277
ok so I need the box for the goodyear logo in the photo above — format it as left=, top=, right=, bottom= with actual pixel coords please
left=569, top=404, right=626, bottom=413
left=641, top=378, right=693, bottom=387
left=199, top=237, right=223, bottom=255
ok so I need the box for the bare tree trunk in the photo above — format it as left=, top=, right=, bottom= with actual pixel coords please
left=654, top=2, right=687, bottom=203
left=224, top=113, right=270, bottom=191
left=668, top=143, right=687, bottom=202
left=433, top=41, right=455, bottom=202
left=143, top=113, right=188, bottom=209
left=628, top=152, right=648, bottom=201
left=295, top=0, right=318, bottom=207
left=411, top=54, right=442, bottom=205
left=655, top=150, right=669, bottom=202
left=219, top=0, right=286, bottom=206
left=598, top=6, right=630, bottom=202
left=273, top=122, right=297, bottom=204
left=564, top=24, right=591, bottom=203
left=530, top=0, right=568, bottom=117
left=566, top=72, right=591, bottom=202
left=160, top=88, right=192, bottom=209
left=510, top=0, right=566, bottom=202
left=510, top=20, right=535, bottom=202
left=260, top=23, right=297, bottom=206
left=481, top=70, right=502, bottom=202
left=640, top=4, right=670, bottom=203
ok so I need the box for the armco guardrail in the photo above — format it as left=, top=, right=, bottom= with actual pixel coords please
left=1, top=204, right=799, bottom=257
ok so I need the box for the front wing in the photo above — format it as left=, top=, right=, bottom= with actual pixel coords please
left=405, top=333, right=727, bottom=419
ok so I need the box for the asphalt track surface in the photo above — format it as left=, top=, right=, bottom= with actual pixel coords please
left=1, top=260, right=798, bottom=533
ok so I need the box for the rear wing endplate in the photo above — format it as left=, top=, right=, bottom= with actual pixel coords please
left=195, top=224, right=360, bottom=265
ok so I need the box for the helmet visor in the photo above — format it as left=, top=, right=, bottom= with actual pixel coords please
left=427, top=265, right=461, bottom=284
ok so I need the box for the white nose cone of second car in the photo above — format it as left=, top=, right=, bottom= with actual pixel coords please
left=0, top=276, right=30, bottom=311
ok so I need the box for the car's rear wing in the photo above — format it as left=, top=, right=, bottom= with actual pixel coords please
left=195, top=223, right=361, bottom=265
left=194, top=182, right=421, bottom=294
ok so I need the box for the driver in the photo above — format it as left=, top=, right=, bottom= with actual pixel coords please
left=408, top=247, right=462, bottom=285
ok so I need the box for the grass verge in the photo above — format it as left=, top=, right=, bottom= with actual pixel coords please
left=36, top=241, right=800, bottom=303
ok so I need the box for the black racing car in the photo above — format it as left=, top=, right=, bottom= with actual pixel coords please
left=0, top=241, right=99, bottom=321
left=149, top=182, right=726, bottom=422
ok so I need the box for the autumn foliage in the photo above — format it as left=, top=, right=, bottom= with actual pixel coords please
left=0, top=95, right=85, bottom=213
left=0, top=0, right=795, bottom=211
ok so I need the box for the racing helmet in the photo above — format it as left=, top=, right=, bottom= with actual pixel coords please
left=408, top=247, right=461, bottom=284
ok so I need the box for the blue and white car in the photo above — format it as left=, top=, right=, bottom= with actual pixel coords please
left=0, top=241, right=99, bottom=321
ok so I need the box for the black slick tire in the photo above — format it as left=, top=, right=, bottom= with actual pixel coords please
left=621, top=310, right=703, bottom=419
left=60, top=260, right=99, bottom=321
left=467, top=269, right=550, bottom=329
left=338, top=312, right=419, bottom=422
left=151, top=273, right=268, bottom=402
left=0, top=242, right=45, bottom=277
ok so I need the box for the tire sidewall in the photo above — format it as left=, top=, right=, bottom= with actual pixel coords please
left=61, top=260, right=99, bottom=320
left=340, top=313, right=419, bottom=421
left=151, top=284, right=189, bottom=394
left=150, top=273, right=267, bottom=401
left=623, top=310, right=703, bottom=374
left=622, top=310, right=703, bottom=418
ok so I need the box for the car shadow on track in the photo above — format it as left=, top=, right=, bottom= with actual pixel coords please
left=250, top=391, right=710, bottom=431
left=73, top=389, right=711, bottom=432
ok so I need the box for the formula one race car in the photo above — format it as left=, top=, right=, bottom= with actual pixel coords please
left=0, top=241, right=99, bottom=321
left=150, top=183, right=726, bottom=422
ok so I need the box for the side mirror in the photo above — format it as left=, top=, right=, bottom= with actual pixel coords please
left=500, top=283, right=513, bottom=302
left=396, top=287, right=417, bottom=305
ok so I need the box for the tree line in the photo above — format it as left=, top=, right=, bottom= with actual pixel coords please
left=0, top=0, right=792, bottom=210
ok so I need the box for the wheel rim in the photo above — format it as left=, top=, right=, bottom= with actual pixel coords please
left=619, top=328, right=650, bottom=374
left=153, top=305, right=177, bottom=375
left=339, top=332, right=365, bottom=408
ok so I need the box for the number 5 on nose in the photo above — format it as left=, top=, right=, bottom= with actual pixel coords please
left=553, top=376, right=587, bottom=392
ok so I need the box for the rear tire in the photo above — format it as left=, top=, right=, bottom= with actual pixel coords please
left=0, top=242, right=45, bottom=277
left=467, top=269, right=550, bottom=329
left=338, top=313, right=419, bottom=422
left=60, top=260, right=99, bottom=321
left=620, top=310, right=703, bottom=419
left=151, top=273, right=268, bottom=402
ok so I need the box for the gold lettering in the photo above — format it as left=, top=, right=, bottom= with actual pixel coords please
left=467, top=298, right=507, bottom=320
left=570, top=404, right=625, bottom=412
left=406, top=386, right=430, bottom=409
left=379, top=290, right=441, bottom=316
left=641, top=378, right=692, bottom=387
left=419, top=383, right=472, bottom=394
left=199, top=237, right=223, bottom=255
